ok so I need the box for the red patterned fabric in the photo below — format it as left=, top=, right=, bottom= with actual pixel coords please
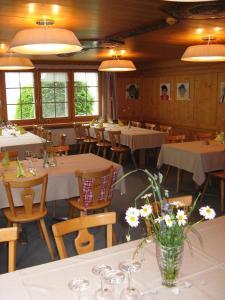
left=81, top=168, right=119, bottom=207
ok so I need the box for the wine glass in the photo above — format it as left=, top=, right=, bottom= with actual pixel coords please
left=103, top=269, right=125, bottom=300
left=68, top=278, right=89, bottom=300
left=92, top=264, right=113, bottom=300
left=119, top=260, right=142, bottom=300
left=25, top=150, right=33, bottom=171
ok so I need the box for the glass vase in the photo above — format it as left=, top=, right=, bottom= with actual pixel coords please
left=43, top=150, right=49, bottom=168
left=156, top=241, right=184, bottom=287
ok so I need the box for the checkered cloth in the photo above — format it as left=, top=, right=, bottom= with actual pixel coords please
left=82, top=168, right=119, bottom=207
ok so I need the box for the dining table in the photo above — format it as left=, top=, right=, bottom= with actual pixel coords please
left=89, top=123, right=167, bottom=168
left=157, top=140, right=225, bottom=186
left=0, top=130, right=44, bottom=159
left=0, top=153, right=124, bottom=209
left=0, top=215, right=224, bottom=299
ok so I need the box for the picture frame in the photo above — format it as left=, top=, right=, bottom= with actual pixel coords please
left=126, top=84, right=139, bottom=100
left=220, top=82, right=225, bottom=104
left=176, top=82, right=190, bottom=101
left=160, top=83, right=171, bottom=101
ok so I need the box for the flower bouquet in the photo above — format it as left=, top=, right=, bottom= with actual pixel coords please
left=120, top=169, right=216, bottom=287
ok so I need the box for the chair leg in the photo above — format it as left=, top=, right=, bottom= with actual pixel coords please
left=176, top=168, right=182, bottom=193
left=111, top=151, right=115, bottom=162
left=163, top=165, right=171, bottom=185
left=97, top=147, right=100, bottom=156
left=88, top=143, right=92, bottom=153
left=131, top=151, right=137, bottom=169
left=103, top=147, right=107, bottom=158
left=68, top=206, right=74, bottom=219
left=200, top=174, right=210, bottom=201
left=220, top=179, right=224, bottom=212
left=119, top=153, right=124, bottom=165
left=37, top=222, right=45, bottom=241
left=39, top=219, right=55, bottom=260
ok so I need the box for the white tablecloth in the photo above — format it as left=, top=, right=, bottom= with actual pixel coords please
left=0, top=132, right=43, bottom=159
left=157, top=140, right=225, bottom=185
left=0, top=154, right=124, bottom=208
left=0, top=216, right=224, bottom=300
left=89, top=124, right=167, bottom=151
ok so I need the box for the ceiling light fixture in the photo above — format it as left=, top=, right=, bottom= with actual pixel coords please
left=181, top=36, right=225, bottom=62
left=164, top=0, right=216, bottom=2
left=9, top=19, right=82, bottom=55
left=0, top=55, right=34, bottom=70
left=98, top=51, right=136, bottom=72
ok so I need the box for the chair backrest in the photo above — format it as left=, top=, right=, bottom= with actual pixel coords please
left=95, top=127, right=107, bottom=144
left=108, top=130, right=122, bottom=148
left=32, top=125, right=38, bottom=135
left=47, top=130, right=52, bottom=142
left=0, top=227, right=18, bottom=272
left=3, top=174, right=48, bottom=219
left=145, top=123, right=156, bottom=130
left=0, top=151, right=18, bottom=161
left=60, top=133, right=67, bottom=146
left=76, top=166, right=115, bottom=208
left=47, top=145, right=69, bottom=156
left=74, top=123, right=85, bottom=139
left=37, top=126, right=44, bottom=137
left=131, top=121, right=142, bottom=128
left=167, top=134, right=186, bottom=143
left=52, top=212, right=116, bottom=258
left=159, top=125, right=173, bottom=133
left=194, top=131, right=213, bottom=141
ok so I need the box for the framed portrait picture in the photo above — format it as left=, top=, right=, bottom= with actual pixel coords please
left=126, top=84, right=139, bottom=100
left=160, top=83, right=170, bottom=101
left=177, top=83, right=190, bottom=101
left=220, top=82, right=225, bottom=104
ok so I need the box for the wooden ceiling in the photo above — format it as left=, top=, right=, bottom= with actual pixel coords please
left=0, top=0, right=224, bottom=63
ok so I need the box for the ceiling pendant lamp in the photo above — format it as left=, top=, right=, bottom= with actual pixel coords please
left=0, top=55, right=34, bottom=70
left=99, top=59, right=136, bottom=72
left=9, top=19, right=82, bottom=55
left=164, top=0, right=216, bottom=2
left=181, top=37, right=225, bottom=62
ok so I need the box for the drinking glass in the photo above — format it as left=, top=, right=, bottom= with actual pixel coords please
left=103, top=269, right=125, bottom=300
left=119, top=260, right=142, bottom=300
left=92, top=264, right=113, bottom=300
left=68, top=279, right=89, bottom=300
left=25, top=150, right=33, bottom=171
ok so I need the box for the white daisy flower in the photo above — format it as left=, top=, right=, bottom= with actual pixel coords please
left=140, top=204, right=152, bottom=217
left=159, top=172, right=163, bottom=184
left=141, top=193, right=152, bottom=199
left=126, top=207, right=140, bottom=217
left=171, top=201, right=181, bottom=208
left=176, top=209, right=187, bottom=226
left=199, top=206, right=216, bottom=220
left=164, top=214, right=174, bottom=227
left=125, top=214, right=139, bottom=227
left=154, top=216, right=163, bottom=224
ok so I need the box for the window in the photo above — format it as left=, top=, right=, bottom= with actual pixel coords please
left=41, top=72, right=68, bottom=118
left=5, top=72, right=35, bottom=120
left=74, top=72, right=99, bottom=116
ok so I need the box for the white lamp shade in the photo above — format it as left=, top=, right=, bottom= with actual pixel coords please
left=10, top=27, right=82, bottom=55
left=181, top=44, right=225, bottom=62
left=0, top=56, right=34, bottom=70
left=98, top=59, right=136, bottom=72
left=164, top=1, right=216, bottom=2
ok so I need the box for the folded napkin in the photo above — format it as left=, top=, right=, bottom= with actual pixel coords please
left=1, top=151, right=10, bottom=170
left=16, top=159, right=26, bottom=178
left=18, top=126, right=26, bottom=134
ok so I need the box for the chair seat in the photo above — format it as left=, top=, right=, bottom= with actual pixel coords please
left=211, top=171, right=225, bottom=179
left=75, top=137, right=86, bottom=141
left=111, top=146, right=128, bottom=152
left=3, top=204, right=48, bottom=223
left=68, top=197, right=110, bottom=211
left=84, top=137, right=97, bottom=143
left=96, top=142, right=111, bottom=148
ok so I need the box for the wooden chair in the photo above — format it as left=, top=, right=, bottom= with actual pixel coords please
left=131, top=121, right=142, bottom=128
left=167, top=134, right=186, bottom=143
left=145, top=195, right=192, bottom=234
left=32, top=125, right=38, bottom=135
left=37, top=126, right=44, bottom=137
left=82, top=124, right=97, bottom=153
left=194, top=131, right=214, bottom=141
left=0, top=150, right=18, bottom=161
left=74, top=123, right=86, bottom=153
left=108, top=130, right=129, bottom=165
left=159, top=125, right=173, bottom=134
left=164, top=134, right=186, bottom=192
left=2, top=174, right=55, bottom=260
left=95, top=127, right=111, bottom=158
left=46, top=130, right=52, bottom=143
left=0, top=227, right=18, bottom=272
left=52, top=212, right=116, bottom=259
left=68, top=166, right=115, bottom=217
left=201, top=150, right=225, bottom=212
left=60, top=133, right=67, bottom=146
left=46, top=145, right=69, bottom=156
left=144, top=123, right=156, bottom=130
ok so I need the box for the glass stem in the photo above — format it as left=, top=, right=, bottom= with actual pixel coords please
left=128, top=272, right=132, bottom=290
left=77, top=290, right=82, bottom=300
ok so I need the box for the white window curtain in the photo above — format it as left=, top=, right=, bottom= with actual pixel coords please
left=101, top=72, right=118, bottom=122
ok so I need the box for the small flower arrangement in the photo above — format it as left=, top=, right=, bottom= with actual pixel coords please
left=215, top=131, right=224, bottom=144
left=124, top=170, right=215, bottom=247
